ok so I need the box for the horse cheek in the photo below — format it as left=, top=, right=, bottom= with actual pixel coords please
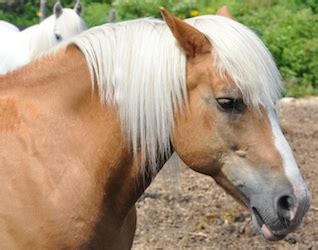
left=172, top=107, right=224, bottom=175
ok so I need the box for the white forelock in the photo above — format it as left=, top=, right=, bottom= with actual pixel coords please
left=71, top=15, right=282, bottom=173
left=188, top=15, right=282, bottom=109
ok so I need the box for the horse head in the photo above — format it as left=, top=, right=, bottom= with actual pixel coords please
left=28, top=1, right=86, bottom=58
left=161, top=8, right=311, bottom=241
left=52, top=0, right=84, bottom=42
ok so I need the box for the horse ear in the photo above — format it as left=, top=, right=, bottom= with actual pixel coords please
left=74, top=0, right=82, bottom=16
left=53, top=1, right=63, bottom=18
left=160, top=7, right=211, bottom=58
left=216, top=6, right=233, bottom=19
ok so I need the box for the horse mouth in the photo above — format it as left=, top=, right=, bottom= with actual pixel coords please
left=252, top=207, right=265, bottom=227
left=252, top=207, right=285, bottom=241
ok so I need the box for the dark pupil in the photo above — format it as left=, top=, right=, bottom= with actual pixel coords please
left=55, top=34, right=62, bottom=41
left=218, top=98, right=235, bottom=109
left=216, top=98, right=245, bottom=112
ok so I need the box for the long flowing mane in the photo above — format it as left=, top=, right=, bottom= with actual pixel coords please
left=70, top=16, right=282, bottom=173
left=191, top=16, right=282, bottom=108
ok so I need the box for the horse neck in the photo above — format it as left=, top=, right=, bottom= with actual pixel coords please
left=20, top=24, right=40, bottom=56
left=24, top=18, right=53, bottom=58
left=21, top=24, right=39, bottom=41
left=0, top=45, right=169, bottom=220
left=0, top=46, right=81, bottom=91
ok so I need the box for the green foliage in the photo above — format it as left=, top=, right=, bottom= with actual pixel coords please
left=0, top=0, right=317, bottom=96
left=0, top=1, right=38, bottom=28
left=112, top=0, right=197, bottom=20
left=237, top=4, right=318, bottom=97
left=84, top=2, right=111, bottom=26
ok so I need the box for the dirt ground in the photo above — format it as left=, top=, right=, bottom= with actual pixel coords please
left=133, top=97, right=318, bottom=249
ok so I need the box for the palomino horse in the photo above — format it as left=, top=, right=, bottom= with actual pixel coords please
left=0, top=7, right=310, bottom=249
left=0, top=1, right=86, bottom=74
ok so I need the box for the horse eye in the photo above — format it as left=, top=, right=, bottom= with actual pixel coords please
left=55, top=34, right=62, bottom=41
left=216, top=98, right=245, bottom=113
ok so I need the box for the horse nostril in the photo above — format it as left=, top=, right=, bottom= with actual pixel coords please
left=279, top=195, right=293, bottom=210
left=276, top=195, right=295, bottom=222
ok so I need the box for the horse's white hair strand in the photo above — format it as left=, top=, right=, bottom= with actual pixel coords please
left=71, top=15, right=282, bottom=174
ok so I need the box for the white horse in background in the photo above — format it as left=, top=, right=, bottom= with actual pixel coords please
left=0, top=21, right=19, bottom=32
left=0, top=1, right=87, bottom=74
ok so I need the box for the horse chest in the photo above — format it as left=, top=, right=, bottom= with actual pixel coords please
left=0, top=110, right=107, bottom=247
left=0, top=155, right=105, bottom=248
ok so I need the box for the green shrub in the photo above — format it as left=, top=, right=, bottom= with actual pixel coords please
left=0, top=1, right=38, bottom=28
left=112, top=0, right=197, bottom=20
left=238, top=5, right=318, bottom=96
left=84, top=2, right=111, bottom=27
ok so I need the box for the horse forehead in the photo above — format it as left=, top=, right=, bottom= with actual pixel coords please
left=54, top=10, right=82, bottom=32
left=187, top=53, right=240, bottom=95
left=56, top=9, right=80, bottom=23
left=211, top=74, right=238, bottom=95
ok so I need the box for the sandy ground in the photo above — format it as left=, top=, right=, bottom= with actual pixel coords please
left=133, top=97, right=318, bottom=249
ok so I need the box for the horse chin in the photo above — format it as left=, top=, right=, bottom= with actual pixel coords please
left=251, top=212, right=285, bottom=241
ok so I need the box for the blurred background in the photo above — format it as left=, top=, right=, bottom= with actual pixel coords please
left=0, top=0, right=317, bottom=97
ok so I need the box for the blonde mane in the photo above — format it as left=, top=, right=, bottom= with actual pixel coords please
left=70, top=16, right=282, bottom=173
left=189, top=15, right=282, bottom=109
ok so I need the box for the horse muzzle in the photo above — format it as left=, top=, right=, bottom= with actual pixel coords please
left=214, top=154, right=311, bottom=241
left=249, top=183, right=311, bottom=241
